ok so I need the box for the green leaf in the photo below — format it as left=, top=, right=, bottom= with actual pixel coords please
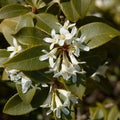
left=16, top=84, right=36, bottom=104
left=26, top=0, right=46, bottom=9
left=79, top=22, right=120, bottom=49
left=3, top=93, right=34, bottom=115
left=97, top=77, right=112, bottom=95
left=1, top=69, right=10, bottom=81
left=60, top=1, right=80, bottom=22
left=25, top=0, right=33, bottom=6
left=0, top=19, right=17, bottom=45
left=0, top=4, right=31, bottom=19
left=14, top=27, right=48, bottom=45
left=71, top=0, right=92, bottom=18
left=23, top=68, right=52, bottom=83
left=35, top=13, right=60, bottom=35
left=4, top=45, right=49, bottom=71
left=81, top=48, right=107, bottom=76
left=0, top=49, right=10, bottom=67
left=90, top=103, right=107, bottom=120
left=31, top=87, right=50, bottom=108
left=90, top=107, right=104, bottom=120
left=16, top=14, right=34, bottom=31
left=108, top=105, right=120, bottom=120
left=0, top=0, right=17, bottom=7
left=64, top=75, right=86, bottom=100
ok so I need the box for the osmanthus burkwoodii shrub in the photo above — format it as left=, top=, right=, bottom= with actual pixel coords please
left=0, top=0, right=120, bottom=119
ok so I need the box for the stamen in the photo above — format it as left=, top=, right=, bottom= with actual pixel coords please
left=52, top=39, right=57, bottom=43
left=15, top=47, right=18, bottom=51
left=60, top=34, right=66, bottom=40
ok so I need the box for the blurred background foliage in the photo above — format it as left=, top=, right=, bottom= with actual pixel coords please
left=0, top=0, right=120, bottom=120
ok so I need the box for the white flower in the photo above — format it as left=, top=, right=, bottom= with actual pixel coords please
left=57, top=20, right=76, bottom=29
left=7, top=38, right=22, bottom=58
left=6, top=69, right=21, bottom=84
left=39, top=48, right=57, bottom=68
left=21, top=76, right=32, bottom=93
left=73, top=35, right=89, bottom=57
left=91, top=62, right=108, bottom=82
left=6, top=69, right=41, bottom=94
left=69, top=96, right=78, bottom=104
left=68, top=47, right=81, bottom=65
left=21, top=75, right=41, bottom=93
left=53, top=52, right=85, bottom=82
left=44, top=29, right=59, bottom=50
left=41, top=91, right=55, bottom=116
left=52, top=54, right=61, bottom=72
left=54, top=94, right=69, bottom=119
left=57, top=89, right=78, bottom=104
left=40, top=92, right=52, bottom=108
left=59, top=27, right=73, bottom=46
left=66, top=26, right=77, bottom=45
left=53, top=53, right=71, bottom=80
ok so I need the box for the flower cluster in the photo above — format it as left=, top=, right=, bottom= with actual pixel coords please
left=6, top=69, right=42, bottom=93
left=39, top=20, right=89, bottom=83
left=41, top=88, right=78, bottom=119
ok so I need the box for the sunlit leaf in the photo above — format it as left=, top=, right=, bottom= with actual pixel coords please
left=16, top=84, right=36, bottom=104
left=60, top=1, right=80, bottom=22
left=108, top=105, right=120, bottom=120
left=0, top=19, right=17, bottom=45
left=3, top=93, right=34, bottom=115
left=90, top=103, right=107, bottom=120
left=71, top=0, right=92, bottom=18
left=79, top=22, right=120, bottom=49
left=0, top=0, right=17, bottom=7
left=64, top=75, right=86, bottom=100
left=0, top=49, right=10, bottom=67
left=1, top=69, right=10, bottom=81
left=25, top=0, right=46, bottom=9
left=4, top=45, right=49, bottom=71
left=35, top=13, right=59, bottom=34
left=31, top=87, right=50, bottom=108
left=14, top=27, right=48, bottom=45
left=0, top=4, right=31, bottom=19
left=16, top=13, right=34, bottom=31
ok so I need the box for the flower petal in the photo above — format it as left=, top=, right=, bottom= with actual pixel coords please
left=7, top=46, right=15, bottom=51
left=64, top=20, right=69, bottom=27
left=21, top=77, right=31, bottom=93
left=61, top=107, right=69, bottom=115
left=18, top=46, right=22, bottom=52
left=59, top=40, right=65, bottom=46
left=72, top=75, right=77, bottom=83
left=50, top=43, right=54, bottom=50
left=60, top=27, right=69, bottom=35
left=68, top=23, right=76, bottom=28
left=51, top=29, right=56, bottom=37
left=71, top=26, right=77, bottom=37
left=74, top=47, right=80, bottom=57
left=69, top=96, right=78, bottom=104
left=44, top=38, right=52, bottom=43
left=39, top=54, right=48, bottom=61
left=49, top=57, right=54, bottom=68
left=42, top=49, right=48, bottom=54
left=80, top=45, right=90, bottom=51
left=56, top=108, right=61, bottom=118
left=9, top=51, right=17, bottom=58
left=13, top=38, right=18, bottom=46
